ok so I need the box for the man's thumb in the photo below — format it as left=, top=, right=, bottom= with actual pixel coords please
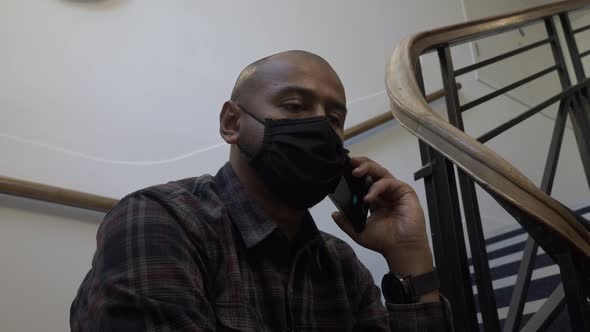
left=331, top=211, right=358, bottom=240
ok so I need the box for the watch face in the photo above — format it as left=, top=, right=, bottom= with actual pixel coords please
left=383, top=273, right=409, bottom=303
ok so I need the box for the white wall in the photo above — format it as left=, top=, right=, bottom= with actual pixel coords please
left=1, top=0, right=461, bottom=197
left=0, top=195, right=102, bottom=331
left=1, top=1, right=589, bottom=331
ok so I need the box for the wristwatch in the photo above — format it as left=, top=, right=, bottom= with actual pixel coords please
left=381, top=269, right=439, bottom=304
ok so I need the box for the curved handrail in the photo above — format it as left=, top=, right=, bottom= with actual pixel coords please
left=386, top=0, right=590, bottom=257
left=343, top=84, right=461, bottom=140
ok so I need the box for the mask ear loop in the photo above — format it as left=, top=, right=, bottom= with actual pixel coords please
left=235, top=103, right=265, bottom=125
left=233, top=102, right=265, bottom=161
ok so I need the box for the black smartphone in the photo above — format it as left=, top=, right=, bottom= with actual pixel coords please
left=328, top=163, right=373, bottom=233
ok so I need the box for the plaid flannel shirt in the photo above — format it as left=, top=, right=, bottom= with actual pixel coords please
left=71, top=163, right=452, bottom=331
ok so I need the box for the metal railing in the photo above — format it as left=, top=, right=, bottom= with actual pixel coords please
left=386, top=1, right=590, bottom=331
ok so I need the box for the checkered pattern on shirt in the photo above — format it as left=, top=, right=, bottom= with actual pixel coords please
left=71, top=163, right=452, bottom=331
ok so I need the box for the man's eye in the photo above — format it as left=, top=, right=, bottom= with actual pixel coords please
left=329, top=115, right=343, bottom=126
left=282, top=103, right=304, bottom=112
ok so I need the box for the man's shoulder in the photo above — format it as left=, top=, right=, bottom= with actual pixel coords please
left=108, top=174, right=224, bottom=223
left=97, top=174, right=231, bottom=254
left=123, top=174, right=216, bottom=203
left=134, top=174, right=216, bottom=200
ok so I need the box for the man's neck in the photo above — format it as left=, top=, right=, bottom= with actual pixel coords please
left=229, top=155, right=305, bottom=242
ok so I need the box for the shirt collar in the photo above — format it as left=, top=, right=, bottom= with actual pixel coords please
left=214, top=162, right=323, bottom=249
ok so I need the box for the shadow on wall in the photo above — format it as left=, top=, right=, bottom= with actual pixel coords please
left=59, top=0, right=128, bottom=11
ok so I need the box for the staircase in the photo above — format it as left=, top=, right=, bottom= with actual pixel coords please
left=386, top=1, right=590, bottom=331
left=473, top=226, right=562, bottom=329
left=475, top=207, right=590, bottom=331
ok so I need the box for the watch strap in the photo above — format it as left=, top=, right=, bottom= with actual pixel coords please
left=382, top=269, right=439, bottom=304
left=409, top=269, right=439, bottom=300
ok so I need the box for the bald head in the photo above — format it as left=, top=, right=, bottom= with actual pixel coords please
left=219, top=49, right=348, bottom=158
left=219, top=50, right=349, bottom=196
left=230, top=50, right=345, bottom=106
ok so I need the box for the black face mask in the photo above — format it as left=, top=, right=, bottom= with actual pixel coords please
left=237, top=105, right=348, bottom=209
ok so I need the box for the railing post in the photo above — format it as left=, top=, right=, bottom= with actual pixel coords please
left=559, top=13, right=586, bottom=82
left=504, top=238, right=539, bottom=331
left=520, top=284, right=565, bottom=332
left=504, top=18, right=578, bottom=331
left=555, top=247, right=590, bottom=331
left=558, top=13, right=590, bottom=192
left=437, top=47, right=501, bottom=332
left=414, top=60, right=479, bottom=332
left=504, top=97, right=570, bottom=331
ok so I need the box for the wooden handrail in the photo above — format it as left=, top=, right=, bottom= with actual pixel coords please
left=0, top=176, right=118, bottom=213
left=343, top=84, right=461, bottom=140
left=386, top=0, right=590, bottom=256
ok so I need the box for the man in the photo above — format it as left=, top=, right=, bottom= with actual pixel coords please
left=71, top=50, right=452, bottom=331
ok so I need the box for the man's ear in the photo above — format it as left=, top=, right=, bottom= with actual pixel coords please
left=219, top=101, right=241, bottom=144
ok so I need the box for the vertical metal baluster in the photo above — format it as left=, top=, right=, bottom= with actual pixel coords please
left=415, top=59, right=479, bottom=332
left=505, top=17, right=576, bottom=330
left=559, top=13, right=590, bottom=191
left=438, top=47, right=501, bottom=332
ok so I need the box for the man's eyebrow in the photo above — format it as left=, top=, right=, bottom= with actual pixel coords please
left=272, top=85, right=348, bottom=114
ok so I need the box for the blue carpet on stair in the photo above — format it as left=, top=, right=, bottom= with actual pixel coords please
left=463, top=208, right=590, bottom=330
left=469, top=226, right=569, bottom=331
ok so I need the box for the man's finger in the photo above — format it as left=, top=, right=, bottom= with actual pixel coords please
left=366, top=176, right=412, bottom=202
left=352, top=161, right=391, bottom=179
left=364, top=178, right=396, bottom=203
left=350, top=156, right=373, bottom=167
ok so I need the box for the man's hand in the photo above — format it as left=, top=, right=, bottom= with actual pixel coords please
left=331, top=157, right=439, bottom=302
